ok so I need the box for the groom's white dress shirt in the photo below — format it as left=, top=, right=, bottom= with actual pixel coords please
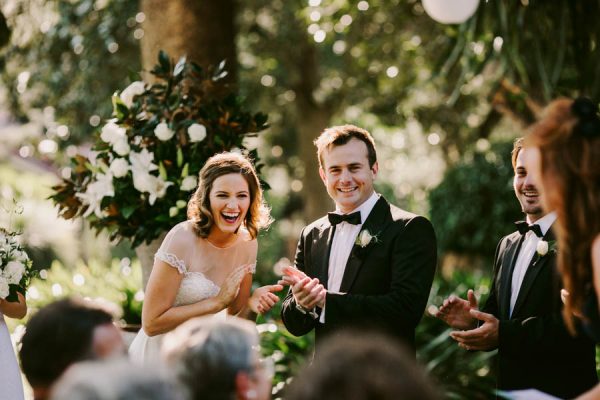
left=318, top=191, right=379, bottom=323
left=509, top=212, right=556, bottom=317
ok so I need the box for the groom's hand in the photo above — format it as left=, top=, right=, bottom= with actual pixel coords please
left=279, top=266, right=326, bottom=309
left=292, top=277, right=326, bottom=309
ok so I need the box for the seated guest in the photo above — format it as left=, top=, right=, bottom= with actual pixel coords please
left=19, top=297, right=125, bottom=400
left=522, top=97, right=600, bottom=400
left=50, top=359, right=183, bottom=400
left=162, top=316, right=273, bottom=400
left=285, top=331, right=440, bottom=400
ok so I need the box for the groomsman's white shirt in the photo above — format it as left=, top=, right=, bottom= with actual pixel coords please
left=509, top=212, right=556, bottom=317
left=319, top=191, right=380, bottom=323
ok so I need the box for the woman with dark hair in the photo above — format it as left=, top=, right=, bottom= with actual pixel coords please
left=130, top=152, right=282, bottom=364
left=523, top=97, right=600, bottom=399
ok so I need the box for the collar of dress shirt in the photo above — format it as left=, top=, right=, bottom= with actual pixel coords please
left=526, top=211, right=556, bottom=237
left=334, top=191, right=380, bottom=225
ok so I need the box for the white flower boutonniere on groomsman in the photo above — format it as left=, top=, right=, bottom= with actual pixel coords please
left=356, top=229, right=379, bottom=248
left=536, top=240, right=557, bottom=257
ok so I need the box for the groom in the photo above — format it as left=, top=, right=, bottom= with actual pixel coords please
left=280, top=125, right=437, bottom=350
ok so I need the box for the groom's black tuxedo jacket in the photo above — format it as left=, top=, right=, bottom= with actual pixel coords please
left=482, top=227, right=597, bottom=398
left=281, top=196, right=437, bottom=350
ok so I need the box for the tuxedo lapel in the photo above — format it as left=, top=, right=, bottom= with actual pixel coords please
left=499, top=234, right=525, bottom=319
left=511, top=229, right=556, bottom=317
left=339, top=197, right=391, bottom=293
left=311, top=222, right=335, bottom=289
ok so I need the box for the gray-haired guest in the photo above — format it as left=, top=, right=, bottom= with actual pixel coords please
left=50, top=359, right=183, bottom=400
left=162, top=316, right=273, bottom=400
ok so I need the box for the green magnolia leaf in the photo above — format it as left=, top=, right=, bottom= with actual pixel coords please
left=177, top=148, right=184, bottom=167
left=121, top=205, right=136, bottom=219
left=158, top=50, right=171, bottom=74
left=159, top=162, right=168, bottom=180
left=181, top=163, right=189, bottom=178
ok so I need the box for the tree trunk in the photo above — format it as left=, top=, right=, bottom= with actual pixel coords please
left=140, top=0, right=237, bottom=83
left=137, top=0, right=237, bottom=286
left=292, top=38, right=332, bottom=222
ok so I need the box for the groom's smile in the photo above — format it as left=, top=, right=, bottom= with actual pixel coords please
left=319, top=137, right=378, bottom=214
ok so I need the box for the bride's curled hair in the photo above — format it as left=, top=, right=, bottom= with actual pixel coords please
left=187, top=152, right=272, bottom=239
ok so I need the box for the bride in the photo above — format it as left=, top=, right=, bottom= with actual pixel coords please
left=0, top=294, right=26, bottom=400
left=129, top=152, right=282, bottom=364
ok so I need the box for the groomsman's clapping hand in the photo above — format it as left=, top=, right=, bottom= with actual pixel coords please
left=279, top=266, right=326, bottom=310
left=450, top=309, right=499, bottom=351
left=433, top=289, right=479, bottom=330
left=432, top=289, right=499, bottom=351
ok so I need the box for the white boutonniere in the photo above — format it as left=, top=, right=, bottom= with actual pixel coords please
left=355, top=229, right=379, bottom=248
left=536, top=240, right=549, bottom=256
left=536, top=240, right=557, bottom=257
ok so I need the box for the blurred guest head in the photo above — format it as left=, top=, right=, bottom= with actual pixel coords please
left=20, top=297, right=125, bottom=400
left=50, top=359, right=182, bottom=400
left=524, top=97, right=600, bottom=332
left=286, top=331, right=440, bottom=400
left=163, top=316, right=272, bottom=400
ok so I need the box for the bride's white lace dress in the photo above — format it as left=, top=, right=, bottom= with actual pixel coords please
left=129, top=221, right=257, bottom=365
left=0, top=312, right=24, bottom=400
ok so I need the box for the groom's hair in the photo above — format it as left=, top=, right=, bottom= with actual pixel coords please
left=511, top=137, right=524, bottom=169
left=314, top=124, right=377, bottom=168
left=20, top=297, right=114, bottom=388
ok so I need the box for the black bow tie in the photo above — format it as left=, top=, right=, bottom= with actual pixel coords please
left=328, top=211, right=361, bottom=226
left=515, top=221, right=543, bottom=238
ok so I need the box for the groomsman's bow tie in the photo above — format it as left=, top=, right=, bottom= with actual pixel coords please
left=515, top=221, right=543, bottom=238
left=328, top=211, right=361, bottom=225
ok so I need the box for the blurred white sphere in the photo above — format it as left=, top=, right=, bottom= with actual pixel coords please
left=422, top=0, right=480, bottom=24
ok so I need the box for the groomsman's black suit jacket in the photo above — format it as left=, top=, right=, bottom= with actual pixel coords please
left=482, top=227, right=597, bottom=398
left=281, top=196, right=437, bottom=350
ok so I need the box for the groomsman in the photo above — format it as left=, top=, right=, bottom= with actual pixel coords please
left=435, top=138, right=597, bottom=398
left=280, top=125, right=437, bottom=350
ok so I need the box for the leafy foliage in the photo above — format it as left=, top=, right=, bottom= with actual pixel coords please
left=50, top=52, right=268, bottom=247
left=429, top=140, right=522, bottom=260
left=0, top=0, right=140, bottom=141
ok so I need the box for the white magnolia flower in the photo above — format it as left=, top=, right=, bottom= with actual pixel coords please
left=147, top=176, right=173, bottom=205
left=109, top=158, right=129, bottom=178
left=5, top=261, right=25, bottom=285
left=120, top=81, right=145, bottom=108
left=132, top=170, right=155, bottom=194
left=356, top=229, right=375, bottom=248
left=154, top=122, right=175, bottom=141
left=100, top=120, right=126, bottom=145
left=188, top=123, right=207, bottom=142
left=169, top=207, right=179, bottom=217
left=112, top=139, right=130, bottom=156
left=536, top=240, right=549, bottom=256
left=0, top=276, right=9, bottom=299
left=180, top=175, right=198, bottom=191
left=76, top=172, right=115, bottom=217
left=176, top=200, right=187, bottom=209
left=132, top=171, right=173, bottom=205
left=129, top=149, right=158, bottom=173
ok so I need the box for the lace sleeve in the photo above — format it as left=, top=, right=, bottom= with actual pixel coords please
left=155, top=250, right=187, bottom=274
